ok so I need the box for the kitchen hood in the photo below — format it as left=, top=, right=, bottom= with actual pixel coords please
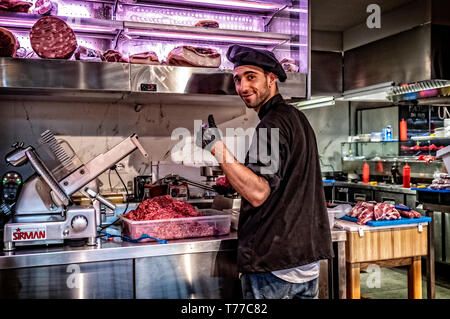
left=341, top=0, right=450, bottom=104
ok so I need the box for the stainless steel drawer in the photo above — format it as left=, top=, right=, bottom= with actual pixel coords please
left=374, top=191, right=405, bottom=205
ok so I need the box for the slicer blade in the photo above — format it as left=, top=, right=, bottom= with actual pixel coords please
left=40, top=130, right=73, bottom=169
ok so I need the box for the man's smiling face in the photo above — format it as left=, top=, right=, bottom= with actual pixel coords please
left=233, top=65, right=276, bottom=112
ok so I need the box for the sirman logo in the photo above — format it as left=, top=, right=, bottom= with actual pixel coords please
left=12, top=227, right=47, bottom=241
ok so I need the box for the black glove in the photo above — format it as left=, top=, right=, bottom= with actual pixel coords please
left=196, top=114, right=221, bottom=152
left=212, top=184, right=236, bottom=196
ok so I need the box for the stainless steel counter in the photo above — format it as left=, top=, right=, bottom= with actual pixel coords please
left=333, top=181, right=417, bottom=194
left=0, top=230, right=238, bottom=270
left=0, top=227, right=346, bottom=299
left=0, top=229, right=346, bottom=270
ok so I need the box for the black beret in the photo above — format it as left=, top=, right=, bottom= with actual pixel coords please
left=226, top=44, right=287, bottom=82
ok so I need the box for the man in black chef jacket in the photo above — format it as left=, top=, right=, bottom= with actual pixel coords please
left=196, top=45, right=333, bottom=299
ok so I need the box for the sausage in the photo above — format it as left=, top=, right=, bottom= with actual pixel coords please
left=30, top=16, right=77, bottom=59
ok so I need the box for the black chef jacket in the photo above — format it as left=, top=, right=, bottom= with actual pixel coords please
left=238, top=94, right=334, bottom=273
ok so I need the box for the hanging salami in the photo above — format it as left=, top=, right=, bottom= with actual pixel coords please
left=30, top=16, right=77, bottom=59
left=0, top=27, right=20, bottom=57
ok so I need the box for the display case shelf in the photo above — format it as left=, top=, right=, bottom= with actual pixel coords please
left=123, top=21, right=292, bottom=46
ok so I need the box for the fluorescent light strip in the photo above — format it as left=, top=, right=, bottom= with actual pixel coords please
left=0, top=18, right=116, bottom=33
left=0, top=18, right=35, bottom=28
left=172, top=0, right=282, bottom=10
left=127, top=29, right=285, bottom=45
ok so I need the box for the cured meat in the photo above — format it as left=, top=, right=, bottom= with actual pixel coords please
left=167, top=46, right=221, bottom=68
left=0, top=0, right=31, bottom=12
left=280, top=57, right=299, bottom=72
left=33, top=0, right=56, bottom=15
left=129, top=51, right=159, bottom=65
left=74, top=45, right=103, bottom=62
left=102, top=49, right=128, bottom=63
left=194, top=20, right=220, bottom=28
left=30, top=16, right=77, bottom=59
left=0, top=27, right=19, bottom=57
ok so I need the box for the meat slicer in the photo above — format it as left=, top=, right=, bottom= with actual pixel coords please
left=2, top=130, right=148, bottom=251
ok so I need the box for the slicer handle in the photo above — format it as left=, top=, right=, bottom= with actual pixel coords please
left=84, top=188, right=116, bottom=211
left=25, top=148, right=70, bottom=207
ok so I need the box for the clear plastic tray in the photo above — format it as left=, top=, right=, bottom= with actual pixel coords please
left=120, top=209, right=231, bottom=242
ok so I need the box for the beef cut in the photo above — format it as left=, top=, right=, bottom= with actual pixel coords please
left=194, top=20, right=220, bottom=28
left=356, top=202, right=375, bottom=225
left=0, top=27, right=19, bottom=57
left=102, top=49, right=128, bottom=63
left=167, top=46, right=221, bottom=68
left=0, top=0, right=31, bottom=12
left=399, top=209, right=422, bottom=219
left=33, top=0, right=56, bottom=15
left=129, top=51, right=159, bottom=65
left=280, top=57, right=299, bottom=72
left=348, top=201, right=419, bottom=225
left=74, top=45, right=103, bottom=62
left=30, top=16, right=77, bottom=59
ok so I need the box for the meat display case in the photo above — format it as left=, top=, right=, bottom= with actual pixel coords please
left=0, top=0, right=309, bottom=101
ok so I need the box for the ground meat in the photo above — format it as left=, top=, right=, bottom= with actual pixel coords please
left=124, top=195, right=202, bottom=221
left=122, top=195, right=229, bottom=241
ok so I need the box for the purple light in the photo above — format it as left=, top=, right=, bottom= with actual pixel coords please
left=0, top=17, right=116, bottom=34
left=126, top=28, right=286, bottom=45
left=164, top=0, right=283, bottom=10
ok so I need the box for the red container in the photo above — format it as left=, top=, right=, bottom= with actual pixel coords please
left=403, top=163, right=411, bottom=188
left=400, top=118, right=407, bottom=141
left=363, top=162, right=370, bottom=184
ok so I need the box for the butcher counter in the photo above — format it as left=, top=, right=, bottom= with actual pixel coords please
left=0, top=227, right=347, bottom=299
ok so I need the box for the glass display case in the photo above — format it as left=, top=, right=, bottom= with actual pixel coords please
left=342, top=139, right=449, bottom=161
left=0, top=0, right=309, bottom=73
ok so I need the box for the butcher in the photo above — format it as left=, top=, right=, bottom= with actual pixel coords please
left=196, top=45, right=333, bottom=299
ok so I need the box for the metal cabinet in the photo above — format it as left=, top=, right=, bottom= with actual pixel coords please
left=0, top=259, right=134, bottom=299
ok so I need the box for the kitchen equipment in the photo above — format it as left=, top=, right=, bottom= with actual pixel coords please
left=200, top=166, right=223, bottom=198
left=134, top=175, right=152, bottom=201
left=358, top=134, right=371, bottom=142
left=2, top=130, right=148, bottom=251
left=160, top=174, right=215, bottom=200
left=1, top=171, right=22, bottom=204
left=437, top=144, right=450, bottom=172
left=340, top=215, right=431, bottom=227
left=212, top=194, right=241, bottom=211
left=370, top=132, right=382, bottom=142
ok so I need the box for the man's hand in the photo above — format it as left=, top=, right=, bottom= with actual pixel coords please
left=196, top=114, right=222, bottom=152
